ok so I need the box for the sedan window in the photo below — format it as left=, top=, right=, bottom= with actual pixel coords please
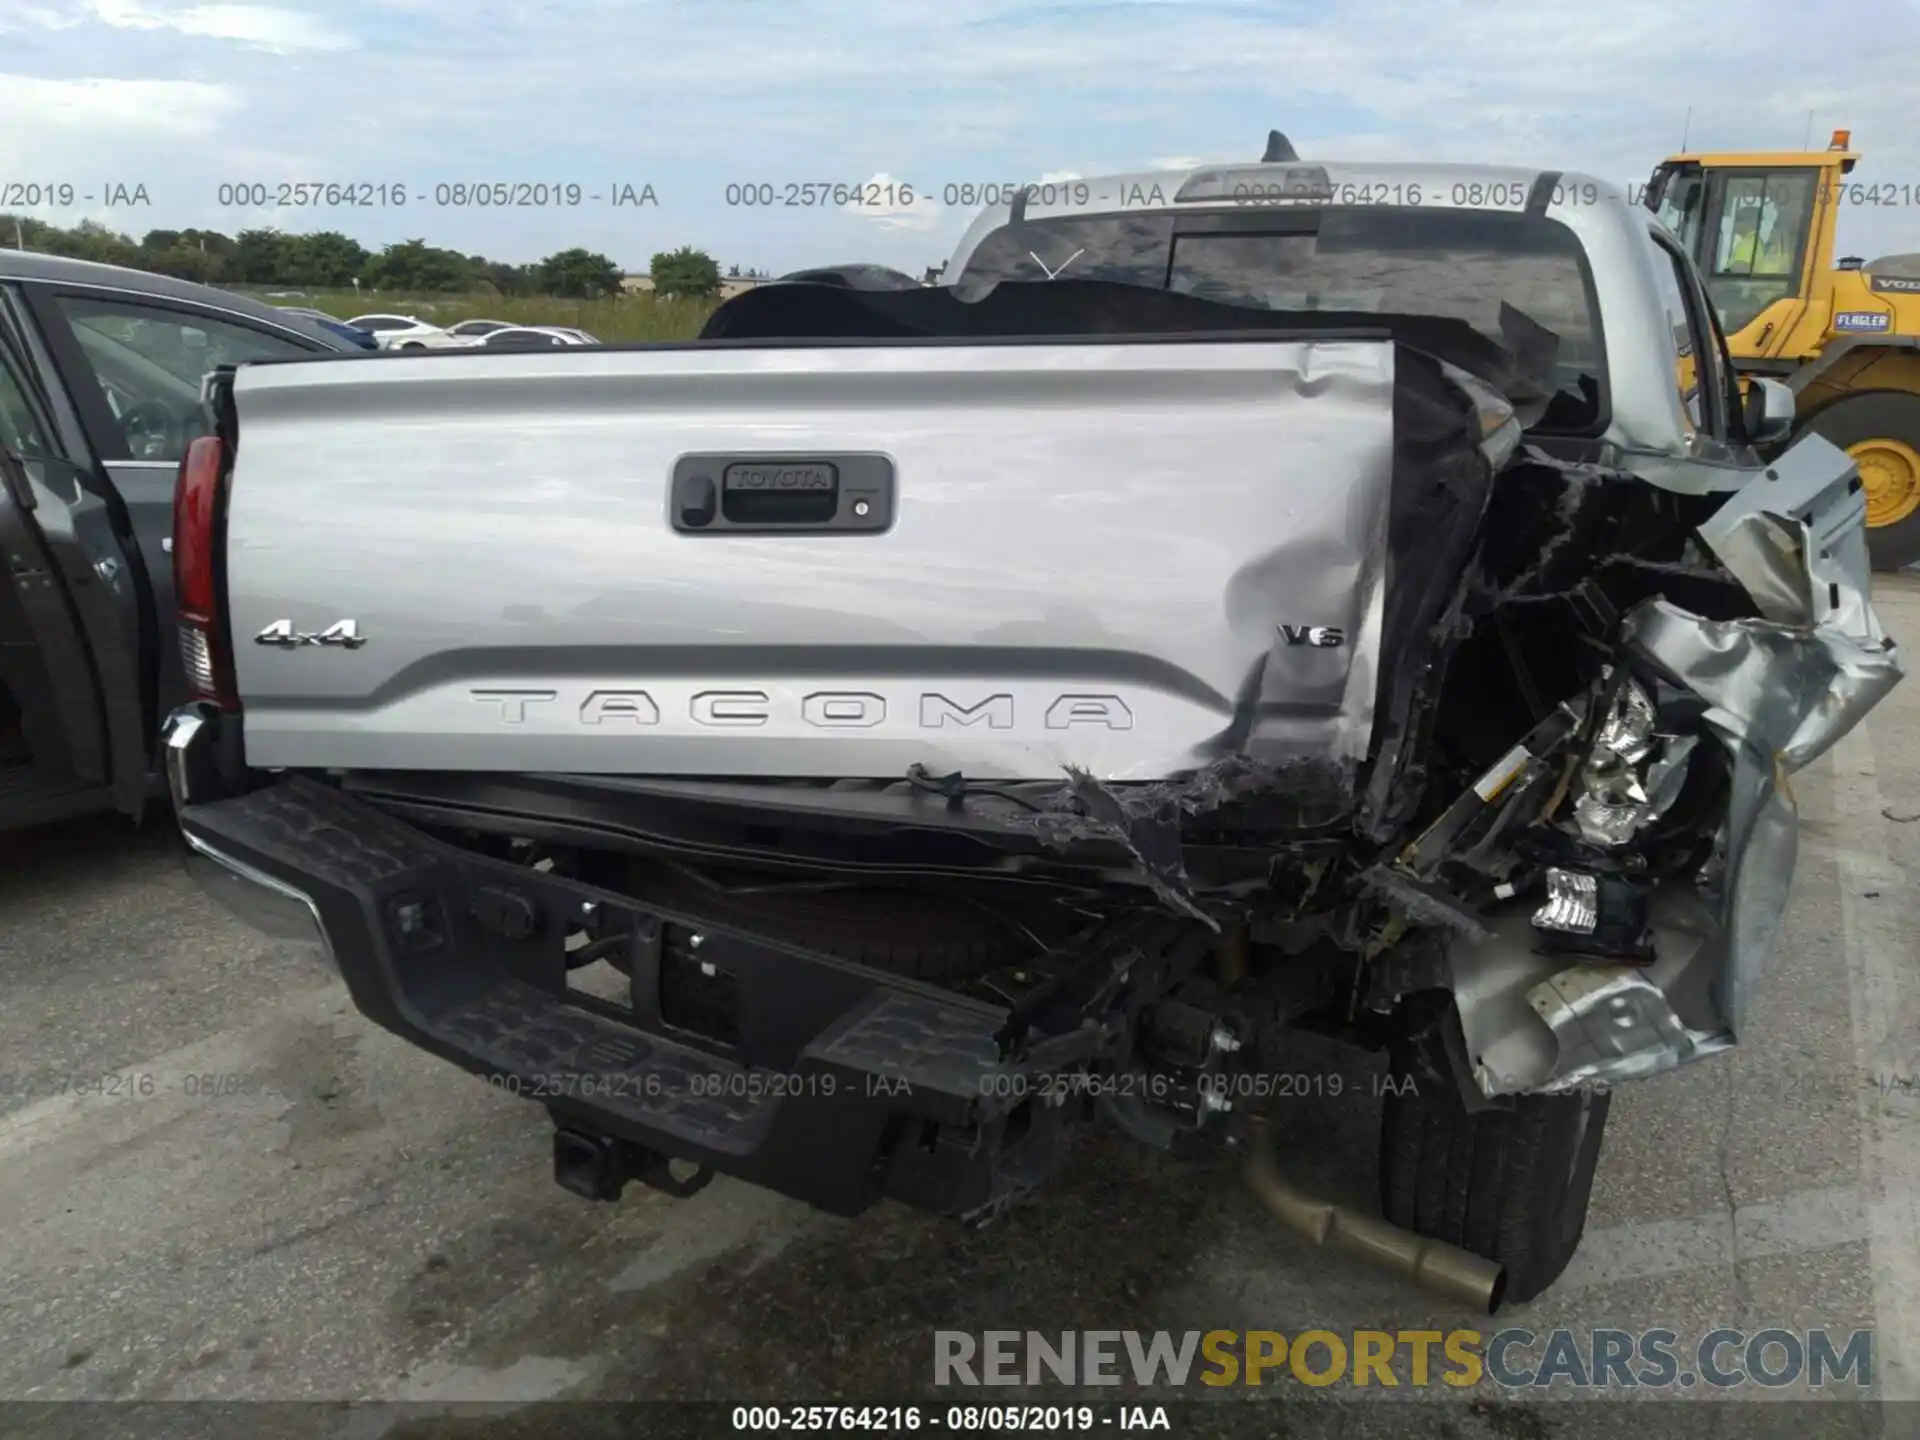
left=54, top=295, right=315, bottom=463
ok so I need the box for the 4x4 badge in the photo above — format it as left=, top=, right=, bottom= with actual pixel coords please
left=255, top=618, right=367, bottom=649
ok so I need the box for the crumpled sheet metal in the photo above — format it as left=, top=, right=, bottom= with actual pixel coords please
left=1449, top=433, right=1902, bottom=1093
left=1618, top=433, right=1900, bottom=1029
left=1623, top=598, right=1901, bottom=773
left=1023, top=754, right=1357, bottom=927
left=1524, top=965, right=1735, bottom=1093
left=1619, top=592, right=1900, bottom=1029
left=1448, top=889, right=1736, bottom=1097
left=1697, top=428, right=1889, bottom=635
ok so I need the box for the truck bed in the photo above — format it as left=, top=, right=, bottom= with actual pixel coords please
left=224, top=334, right=1410, bottom=782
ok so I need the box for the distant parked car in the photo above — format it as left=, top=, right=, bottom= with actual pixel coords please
left=318, top=320, right=378, bottom=351
left=479, top=326, right=597, bottom=348
left=276, top=307, right=378, bottom=351
left=440, top=319, right=517, bottom=345
left=314, top=319, right=381, bottom=351
left=343, top=313, right=447, bottom=350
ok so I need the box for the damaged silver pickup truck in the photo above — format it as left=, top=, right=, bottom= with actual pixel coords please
left=163, top=147, right=1900, bottom=1311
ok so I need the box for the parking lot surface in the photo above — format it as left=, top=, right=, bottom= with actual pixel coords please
left=3, top=578, right=1917, bottom=1440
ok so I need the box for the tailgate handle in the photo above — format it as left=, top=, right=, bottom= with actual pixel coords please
left=671, top=454, right=894, bottom=534
left=722, top=461, right=837, bottom=524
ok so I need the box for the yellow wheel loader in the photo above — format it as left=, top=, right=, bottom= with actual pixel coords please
left=1644, top=130, right=1920, bottom=569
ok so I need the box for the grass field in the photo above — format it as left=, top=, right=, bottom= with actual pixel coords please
left=230, top=287, right=722, bottom=341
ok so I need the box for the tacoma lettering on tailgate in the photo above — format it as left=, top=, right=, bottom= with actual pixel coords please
left=468, top=688, right=1136, bottom=730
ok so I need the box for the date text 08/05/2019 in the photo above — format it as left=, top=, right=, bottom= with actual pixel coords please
left=208, top=182, right=658, bottom=209
left=476, top=1069, right=1418, bottom=1105
left=976, top=1070, right=1416, bottom=1103
left=731, top=1405, right=1168, bottom=1431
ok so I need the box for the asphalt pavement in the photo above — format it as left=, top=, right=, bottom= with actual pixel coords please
left=2, top=577, right=1917, bottom=1440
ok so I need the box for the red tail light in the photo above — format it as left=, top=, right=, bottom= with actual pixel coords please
left=173, top=435, right=238, bottom=710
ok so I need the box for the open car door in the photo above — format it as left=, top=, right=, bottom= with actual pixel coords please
left=0, top=292, right=151, bottom=828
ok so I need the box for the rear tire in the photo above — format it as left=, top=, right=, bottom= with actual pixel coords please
left=1802, top=390, right=1920, bottom=571
left=1380, top=1067, right=1611, bottom=1305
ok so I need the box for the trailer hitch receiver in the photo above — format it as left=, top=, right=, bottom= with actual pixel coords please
left=552, top=1127, right=715, bottom=1202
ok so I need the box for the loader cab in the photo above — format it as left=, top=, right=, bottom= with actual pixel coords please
left=1649, top=161, right=1821, bottom=337
left=1643, top=136, right=1856, bottom=358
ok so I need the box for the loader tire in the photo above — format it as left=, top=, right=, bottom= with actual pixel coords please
left=1380, top=1068, right=1611, bottom=1306
left=1803, top=391, right=1920, bottom=571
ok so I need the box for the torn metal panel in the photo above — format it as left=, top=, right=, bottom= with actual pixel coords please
left=1525, top=966, right=1733, bottom=1091
left=1620, top=572, right=1898, bottom=1030
left=1623, top=599, right=1900, bottom=773
left=1438, top=430, right=1901, bottom=1094
left=1354, top=361, right=1507, bottom=842
left=1696, top=429, right=1883, bottom=633
left=1446, top=890, right=1732, bottom=1096
left=1444, top=600, right=1894, bottom=1089
left=1051, top=766, right=1218, bottom=927
left=1025, top=755, right=1357, bottom=925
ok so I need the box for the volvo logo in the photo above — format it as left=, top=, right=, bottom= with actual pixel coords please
left=254, top=619, right=367, bottom=649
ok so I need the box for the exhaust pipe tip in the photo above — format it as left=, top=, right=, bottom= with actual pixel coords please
left=1243, top=1117, right=1507, bottom=1314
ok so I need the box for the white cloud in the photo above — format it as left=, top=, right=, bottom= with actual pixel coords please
left=0, top=74, right=241, bottom=238
left=0, top=74, right=239, bottom=167
left=87, top=0, right=352, bottom=51
left=174, top=4, right=351, bottom=50
left=0, top=3, right=83, bottom=29
left=1147, top=156, right=1206, bottom=171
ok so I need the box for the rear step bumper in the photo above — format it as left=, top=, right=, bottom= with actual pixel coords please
left=164, top=707, right=1060, bottom=1217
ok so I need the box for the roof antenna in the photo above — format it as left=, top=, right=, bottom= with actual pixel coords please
left=1262, top=129, right=1298, bottom=163
left=1802, top=109, right=1814, bottom=149
left=1679, top=105, right=1691, bottom=151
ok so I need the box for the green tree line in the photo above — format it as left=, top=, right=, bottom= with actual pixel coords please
left=1, top=215, right=764, bottom=299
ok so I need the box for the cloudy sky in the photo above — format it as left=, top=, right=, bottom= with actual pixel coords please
left=3, top=0, right=1918, bottom=275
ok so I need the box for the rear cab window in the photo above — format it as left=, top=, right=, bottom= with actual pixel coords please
left=951, top=205, right=1609, bottom=434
